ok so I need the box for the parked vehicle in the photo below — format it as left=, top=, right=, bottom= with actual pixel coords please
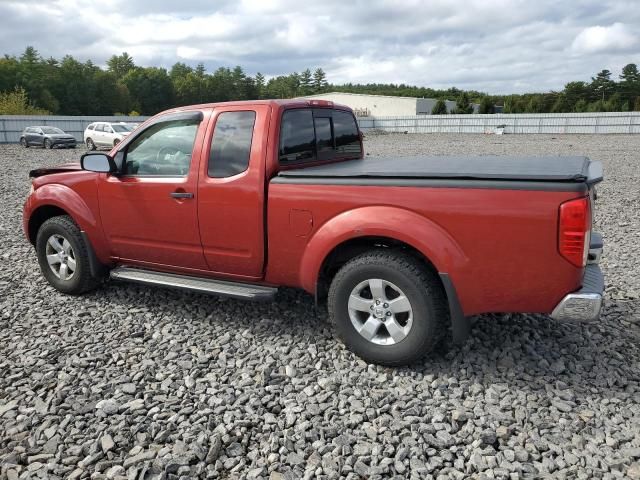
left=23, top=100, right=605, bottom=365
left=19, top=126, right=77, bottom=149
left=84, top=122, right=132, bottom=150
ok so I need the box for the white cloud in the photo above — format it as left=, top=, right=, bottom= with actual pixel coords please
left=0, top=0, right=639, bottom=93
left=572, top=23, right=638, bottom=53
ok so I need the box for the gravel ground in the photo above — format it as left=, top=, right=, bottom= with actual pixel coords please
left=1, top=134, right=639, bottom=480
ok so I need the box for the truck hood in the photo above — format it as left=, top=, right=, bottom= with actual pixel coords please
left=29, top=162, right=82, bottom=178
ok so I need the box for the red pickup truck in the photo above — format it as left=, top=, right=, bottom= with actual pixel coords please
left=23, top=99, right=604, bottom=366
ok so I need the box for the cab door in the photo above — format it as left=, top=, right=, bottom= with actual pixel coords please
left=98, top=110, right=211, bottom=270
left=197, top=104, right=269, bottom=278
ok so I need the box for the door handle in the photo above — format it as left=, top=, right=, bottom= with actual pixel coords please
left=170, top=191, right=194, bottom=199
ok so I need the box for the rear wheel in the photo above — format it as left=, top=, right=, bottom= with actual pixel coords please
left=20, top=137, right=29, bottom=148
left=328, top=251, right=448, bottom=366
left=86, top=138, right=96, bottom=150
left=44, top=138, right=53, bottom=149
left=36, top=216, right=102, bottom=295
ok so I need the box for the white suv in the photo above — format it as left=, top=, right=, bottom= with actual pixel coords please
left=84, top=122, right=134, bottom=150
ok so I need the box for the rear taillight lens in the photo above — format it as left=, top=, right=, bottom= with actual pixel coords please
left=558, top=197, right=591, bottom=267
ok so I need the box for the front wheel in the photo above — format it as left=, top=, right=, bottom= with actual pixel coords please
left=328, top=251, right=448, bottom=366
left=20, top=137, right=29, bottom=148
left=36, top=216, right=102, bottom=295
left=44, top=138, right=53, bottom=149
left=86, top=138, right=96, bottom=150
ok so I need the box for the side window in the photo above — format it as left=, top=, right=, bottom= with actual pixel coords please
left=333, top=111, right=362, bottom=156
left=95, top=124, right=104, bottom=132
left=279, top=109, right=315, bottom=164
left=123, top=119, right=199, bottom=176
left=87, top=124, right=95, bottom=131
left=208, top=111, right=256, bottom=178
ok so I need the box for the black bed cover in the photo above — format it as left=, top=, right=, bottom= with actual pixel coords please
left=277, top=156, right=603, bottom=185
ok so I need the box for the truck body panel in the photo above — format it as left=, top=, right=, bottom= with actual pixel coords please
left=23, top=99, right=603, bottom=333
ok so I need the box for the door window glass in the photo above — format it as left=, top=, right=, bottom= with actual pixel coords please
left=279, top=109, right=315, bottom=164
left=124, top=119, right=199, bottom=176
left=208, top=111, right=256, bottom=178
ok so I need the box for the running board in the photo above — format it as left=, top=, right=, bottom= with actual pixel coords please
left=110, top=267, right=277, bottom=301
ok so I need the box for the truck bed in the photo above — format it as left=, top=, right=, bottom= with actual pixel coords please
left=277, top=155, right=603, bottom=185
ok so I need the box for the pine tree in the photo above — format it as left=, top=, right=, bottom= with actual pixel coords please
left=590, top=69, right=615, bottom=101
left=107, top=52, right=135, bottom=79
left=300, top=69, right=313, bottom=95
left=452, top=92, right=473, bottom=114
left=620, top=64, right=640, bottom=83
left=255, top=72, right=265, bottom=99
left=478, top=97, right=495, bottom=114
left=431, top=99, right=447, bottom=114
left=312, top=68, right=328, bottom=93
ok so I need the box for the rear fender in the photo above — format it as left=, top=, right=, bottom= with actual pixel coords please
left=298, top=206, right=469, bottom=294
left=25, top=184, right=110, bottom=264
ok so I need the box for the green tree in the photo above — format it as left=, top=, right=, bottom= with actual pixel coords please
left=590, top=69, right=615, bottom=101
left=312, top=68, right=328, bottom=93
left=122, top=67, right=174, bottom=115
left=620, top=63, right=640, bottom=83
left=0, top=87, right=49, bottom=114
left=254, top=72, right=265, bottom=99
left=452, top=92, right=473, bottom=114
left=431, top=98, right=448, bottom=114
left=299, top=69, right=313, bottom=95
left=478, top=97, right=495, bottom=114
left=169, top=62, right=193, bottom=80
left=107, top=52, right=135, bottom=79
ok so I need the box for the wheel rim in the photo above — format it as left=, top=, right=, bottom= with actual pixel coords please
left=45, top=140, right=50, bottom=148
left=348, top=278, right=413, bottom=345
left=45, top=234, right=77, bottom=281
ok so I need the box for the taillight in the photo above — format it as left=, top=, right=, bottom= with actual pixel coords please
left=558, top=197, right=590, bottom=267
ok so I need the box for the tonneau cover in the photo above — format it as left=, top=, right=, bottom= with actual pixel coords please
left=278, top=156, right=603, bottom=184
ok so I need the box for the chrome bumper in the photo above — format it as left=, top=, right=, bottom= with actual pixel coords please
left=551, top=233, right=604, bottom=322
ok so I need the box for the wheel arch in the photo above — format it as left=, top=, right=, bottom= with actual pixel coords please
left=299, top=205, right=469, bottom=296
left=25, top=184, right=110, bottom=265
left=304, top=206, right=471, bottom=344
left=27, top=204, right=70, bottom=244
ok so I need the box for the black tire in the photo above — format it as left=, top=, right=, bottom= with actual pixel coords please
left=44, top=138, right=53, bottom=149
left=328, top=250, right=448, bottom=366
left=20, top=137, right=29, bottom=148
left=35, top=215, right=102, bottom=295
left=113, top=139, right=120, bottom=147
left=86, top=138, right=96, bottom=150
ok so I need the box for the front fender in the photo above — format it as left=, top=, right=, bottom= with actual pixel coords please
left=298, top=206, right=469, bottom=293
left=24, top=183, right=110, bottom=264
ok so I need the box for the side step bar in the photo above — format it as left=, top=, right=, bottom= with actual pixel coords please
left=110, top=267, right=277, bottom=301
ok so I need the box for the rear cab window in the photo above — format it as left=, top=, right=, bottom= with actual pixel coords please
left=278, top=108, right=361, bottom=166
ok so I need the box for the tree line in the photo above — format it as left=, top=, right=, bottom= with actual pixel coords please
left=1, top=47, right=639, bottom=115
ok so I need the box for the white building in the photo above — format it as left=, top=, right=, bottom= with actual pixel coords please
left=299, top=92, right=466, bottom=116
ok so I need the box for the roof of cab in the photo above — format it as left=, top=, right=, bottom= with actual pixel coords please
left=158, top=98, right=353, bottom=116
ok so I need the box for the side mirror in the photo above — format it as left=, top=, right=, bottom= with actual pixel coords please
left=81, top=152, right=117, bottom=173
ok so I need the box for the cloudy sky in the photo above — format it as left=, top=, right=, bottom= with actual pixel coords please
left=1, top=0, right=638, bottom=94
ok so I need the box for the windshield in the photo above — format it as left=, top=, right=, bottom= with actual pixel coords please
left=41, top=127, right=64, bottom=134
left=112, top=124, right=130, bottom=133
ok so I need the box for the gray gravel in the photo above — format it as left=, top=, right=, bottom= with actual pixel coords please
left=1, top=134, right=639, bottom=480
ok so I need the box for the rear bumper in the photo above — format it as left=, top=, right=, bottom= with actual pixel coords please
left=551, top=232, right=605, bottom=322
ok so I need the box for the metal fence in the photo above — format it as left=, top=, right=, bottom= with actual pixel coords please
left=0, top=115, right=149, bottom=143
left=357, top=112, right=640, bottom=134
left=2, top=112, right=640, bottom=142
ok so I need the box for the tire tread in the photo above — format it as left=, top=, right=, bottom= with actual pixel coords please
left=328, top=250, right=449, bottom=366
